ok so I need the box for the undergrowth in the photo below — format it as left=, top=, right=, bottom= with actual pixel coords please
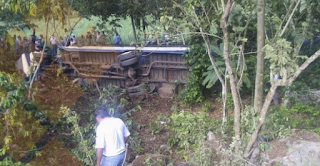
left=177, top=45, right=211, bottom=104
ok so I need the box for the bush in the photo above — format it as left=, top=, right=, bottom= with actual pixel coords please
left=62, top=85, right=134, bottom=166
left=0, top=156, right=25, bottom=166
left=166, top=110, right=216, bottom=148
left=178, top=45, right=211, bottom=104
left=264, top=104, right=320, bottom=138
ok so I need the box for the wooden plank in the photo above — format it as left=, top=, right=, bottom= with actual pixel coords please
left=103, top=53, right=107, bottom=64
left=100, top=64, right=111, bottom=69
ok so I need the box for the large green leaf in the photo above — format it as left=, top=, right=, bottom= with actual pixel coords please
left=210, top=45, right=222, bottom=56
left=300, top=0, right=307, bottom=12
left=202, top=70, right=219, bottom=88
left=5, top=33, right=14, bottom=46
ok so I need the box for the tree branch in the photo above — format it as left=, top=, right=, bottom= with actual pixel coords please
left=279, top=0, right=301, bottom=37
left=287, top=49, right=320, bottom=85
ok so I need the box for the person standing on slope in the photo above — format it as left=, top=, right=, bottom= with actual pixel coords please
left=94, top=106, right=130, bottom=166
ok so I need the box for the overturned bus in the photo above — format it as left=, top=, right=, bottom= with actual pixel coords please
left=31, top=46, right=189, bottom=97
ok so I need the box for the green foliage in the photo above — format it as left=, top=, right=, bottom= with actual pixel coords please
left=62, top=85, right=137, bottom=165
left=98, top=85, right=129, bottom=117
left=241, top=54, right=257, bottom=93
left=147, top=114, right=169, bottom=135
left=166, top=110, right=218, bottom=164
left=128, top=132, right=142, bottom=155
left=0, top=73, right=27, bottom=110
left=0, top=0, right=35, bottom=14
left=204, top=43, right=252, bottom=91
left=265, top=38, right=304, bottom=77
left=63, top=108, right=96, bottom=166
left=28, top=0, right=69, bottom=25
left=187, top=141, right=215, bottom=166
left=241, top=106, right=258, bottom=135
left=143, top=155, right=167, bottom=166
left=216, top=93, right=234, bottom=109
left=238, top=105, right=291, bottom=143
left=166, top=110, right=215, bottom=148
left=0, top=72, right=48, bottom=165
left=0, top=9, right=29, bottom=36
left=147, top=119, right=162, bottom=135
left=201, top=100, right=212, bottom=112
left=178, top=45, right=211, bottom=104
left=0, top=156, right=25, bottom=166
left=265, top=103, right=320, bottom=137
left=297, top=41, right=320, bottom=89
left=202, top=61, right=224, bottom=89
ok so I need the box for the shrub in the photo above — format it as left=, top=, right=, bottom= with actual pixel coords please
left=264, top=104, right=320, bottom=138
left=166, top=110, right=216, bottom=148
left=178, top=45, right=211, bottom=104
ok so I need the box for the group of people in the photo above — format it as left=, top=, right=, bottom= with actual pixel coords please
left=6, top=29, right=46, bottom=56
left=6, top=29, right=123, bottom=58
left=68, top=31, right=122, bottom=46
left=11, top=29, right=41, bottom=55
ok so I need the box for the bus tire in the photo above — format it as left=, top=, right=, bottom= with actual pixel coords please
left=118, top=51, right=136, bottom=61
left=120, top=57, right=138, bottom=67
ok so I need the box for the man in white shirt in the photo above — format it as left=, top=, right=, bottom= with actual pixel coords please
left=94, top=106, right=130, bottom=166
left=96, top=32, right=101, bottom=41
left=50, top=35, right=58, bottom=56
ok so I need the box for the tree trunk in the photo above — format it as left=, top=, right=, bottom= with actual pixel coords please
left=181, top=32, right=186, bottom=45
left=254, top=0, right=266, bottom=113
left=28, top=16, right=50, bottom=99
left=246, top=81, right=279, bottom=157
left=130, top=15, right=138, bottom=44
left=143, top=19, right=147, bottom=43
left=220, top=0, right=241, bottom=146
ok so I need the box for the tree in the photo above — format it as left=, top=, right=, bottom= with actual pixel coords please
left=0, top=9, right=28, bottom=36
left=167, top=0, right=320, bottom=158
left=25, top=0, right=71, bottom=99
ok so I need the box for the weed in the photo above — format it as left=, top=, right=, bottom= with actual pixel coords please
left=201, top=100, right=212, bottom=112
left=147, top=113, right=170, bottom=135
left=166, top=110, right=215, bottom=148
left=143, top=155, right=167, bottom=166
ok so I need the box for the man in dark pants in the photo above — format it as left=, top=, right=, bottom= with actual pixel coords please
left=94, top=106, right=130, bottom=166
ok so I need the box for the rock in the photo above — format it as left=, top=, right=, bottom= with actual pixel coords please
left=159, top=145, right=170, bottom=155
left=207, top=131, right=215, bottom=141
left=38, top=87, right=49, bottom=94
left=160, top=121, right=167, bottom=125
left=131, top=154, right=169, bottom=166
left=158, top=87, right=174, bottom=98
left=262, top=140, right=320, bottom=166
left=173, top=161, right=190, bottom=166
left=149, top=136, right=156, bottom=141
left=249, top=147, right=261, bottom=165
left=160, top=144, right=168, bottom=150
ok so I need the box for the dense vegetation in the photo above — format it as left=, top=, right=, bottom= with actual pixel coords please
left=1, top=0, right=320, bottom=165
